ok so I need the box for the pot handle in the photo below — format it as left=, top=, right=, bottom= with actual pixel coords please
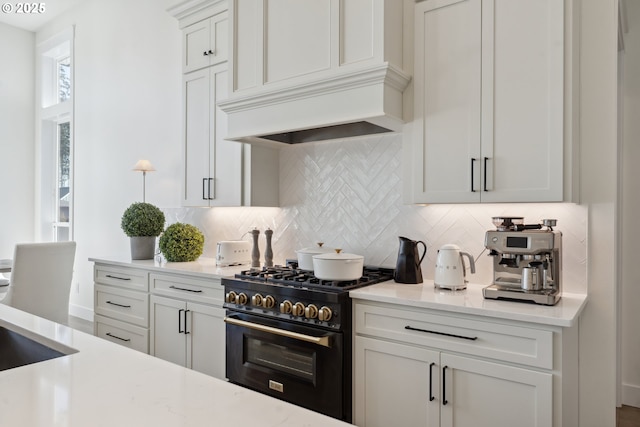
left=416, top=241, right=427, bottom=266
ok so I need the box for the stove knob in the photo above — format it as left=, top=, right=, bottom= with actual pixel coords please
left=305, top=304, right=318, bottom=319
left=251, top=293, right=263, bottom=307
left=263, top=295, right=276, bottom=309
left=292, top=302, right=305, bottom=317
left=318, top=306, right=333, bottom=322
left=236, top=292, right=248, bottom=305
left=225, top=291, right=237, bottom=304
left=280, top=300, right=293, bottom=314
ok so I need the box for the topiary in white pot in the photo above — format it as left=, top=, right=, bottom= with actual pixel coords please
left=121, top=202, right=165, bottom=260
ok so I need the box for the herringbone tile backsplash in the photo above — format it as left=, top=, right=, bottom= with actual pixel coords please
left=165, top=133, right=587, bottom=294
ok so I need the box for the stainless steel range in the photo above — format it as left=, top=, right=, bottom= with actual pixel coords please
left=222, top=262, right=394, bottom=422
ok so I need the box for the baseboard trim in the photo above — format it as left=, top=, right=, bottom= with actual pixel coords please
left=69, top=304, right=94, bottom=322
left=622, top=383, right=640, bottom=408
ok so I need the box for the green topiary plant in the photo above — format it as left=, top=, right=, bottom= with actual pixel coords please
left=121, top=202, right=165, bottom=237
left=159, top=222, right=205, bottom=262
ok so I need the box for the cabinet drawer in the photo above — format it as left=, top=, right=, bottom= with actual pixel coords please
left=150, top=273, right=223, bottom=305
left=95, top=315, right=149, bottom=353
left=95, top=284, right=149, bottom=327
left=354, top=302, right=553, bottom=369
left=94, top=265, right=149, bottom=291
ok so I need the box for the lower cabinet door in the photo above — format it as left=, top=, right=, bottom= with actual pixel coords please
left=354, top=336, right=440, bottom=427
left=150, top=295, right=187, bottom=366
left=186, top=301, right=225, bottom=379
left=440, top=353, right=552, bottom=427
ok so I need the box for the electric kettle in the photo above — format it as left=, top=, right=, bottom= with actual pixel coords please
left=394, top=236, right=427, bottom=284
left=434, top=244, right=476, bottom=290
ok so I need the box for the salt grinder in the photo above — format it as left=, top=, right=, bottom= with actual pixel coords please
left=249, top=228, right=260, bottom=268
left=264, top=228, right=273, bottom=267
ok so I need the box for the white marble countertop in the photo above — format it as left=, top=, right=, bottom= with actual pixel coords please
left=0, top=303, right=351, bottom=427
left=89, top=256, right=248, bottom=280
left=350, top=279, right=587, bottom=327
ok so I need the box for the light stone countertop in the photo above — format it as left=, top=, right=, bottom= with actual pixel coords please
left=89, top=255, right=249, bottom=280
left=0, top=303, right=351, bottom=427
left=350, top=279, right=587, bottom=327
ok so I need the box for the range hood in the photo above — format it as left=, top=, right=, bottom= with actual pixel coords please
left=217, top=0, right=411, bottom=146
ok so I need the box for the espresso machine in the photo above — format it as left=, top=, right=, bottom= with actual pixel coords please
left=482, top=217, right=562, bottom=305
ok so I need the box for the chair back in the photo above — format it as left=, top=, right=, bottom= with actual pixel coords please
left=3, top=242, right=76, bottom=324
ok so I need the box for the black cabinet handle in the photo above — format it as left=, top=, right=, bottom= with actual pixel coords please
left=442, top=366, right=449, bottom=405
left=470, top=158, right=476, bottom=192
left=405, top=325, right=478, bottom=341
left=184, top=309, right=190, bottom=334
left=429, top=362, right=435, bottom=402
left=202, top=178, right=207, bottom=200
left=169, top=285, right=203, bottom=293
left=106, top=301, right=131, bottom=308
left=106, top=332, right=131, bottom=342
left=483, top=157, right=489, bottom=192
left=208, top=178, right=214, bottom=200
left=105, top=274, right=131, bottom=281
left=178, top=309, right=185, bottom=333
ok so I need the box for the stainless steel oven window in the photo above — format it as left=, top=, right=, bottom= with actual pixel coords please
left=245, top=336, right=315, bottom=381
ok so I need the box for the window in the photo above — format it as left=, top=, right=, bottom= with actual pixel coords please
left=37, top=28, right=74, bottom=242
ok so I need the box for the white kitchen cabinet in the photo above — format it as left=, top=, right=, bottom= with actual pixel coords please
left=353, top=300, right=575, bottom=427
left=355, top=336, right=552, bottom=427
left=182, top=11, right=228, bottom=73
left=409, top=0, right=567, bottom=203
left=93, top=264, right=150, bottom=353
left=173, top=0, right=279, bottom=207
left=149, top=273, right=225, bottom=379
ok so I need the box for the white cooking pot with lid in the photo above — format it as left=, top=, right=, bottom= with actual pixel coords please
left=296, top=242, right=333, bottom=271
left=312, top=249, right=364, bottom=281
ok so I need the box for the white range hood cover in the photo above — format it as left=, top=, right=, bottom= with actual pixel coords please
left=218, top=62, right=411, bottom=146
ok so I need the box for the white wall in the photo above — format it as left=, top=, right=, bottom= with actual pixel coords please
left=36, top=0, right=182, bottom=318
left=0, top=23, right=35, bottom=259
left=621, top=0, right=640, bottom=408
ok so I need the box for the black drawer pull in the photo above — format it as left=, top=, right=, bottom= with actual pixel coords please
left=169, top=285, right=203, bottom=293
left=106, top=332, right=131, bottom=342
left=105, top=274, right=131, bottom=281
left=106, top=301, right=131, bottom=308
left=405, top=325, right=478, bottom=341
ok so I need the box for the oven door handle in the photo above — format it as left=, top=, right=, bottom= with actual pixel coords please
left=224, top=316, right=332, bottom=348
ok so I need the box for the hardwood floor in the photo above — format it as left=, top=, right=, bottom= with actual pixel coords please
left=66, top=315, right=640, bottom=427
left=619, top=405, right=640, bottom=427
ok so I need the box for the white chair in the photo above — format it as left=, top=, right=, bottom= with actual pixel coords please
left=1, top=242, right=76, bottom=324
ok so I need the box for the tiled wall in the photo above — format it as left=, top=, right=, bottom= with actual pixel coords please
left=165, top=133, right=587, bottom=294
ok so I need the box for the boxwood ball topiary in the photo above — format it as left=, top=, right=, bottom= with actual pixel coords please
left=159, top=223, right=205, bottom=262
left=121, top=202, right=165, bottom=237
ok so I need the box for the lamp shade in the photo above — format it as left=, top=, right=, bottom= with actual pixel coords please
left=133, top=159, right=156, bottom=172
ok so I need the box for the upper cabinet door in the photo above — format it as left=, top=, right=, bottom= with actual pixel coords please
left=183, top=11, right=228, bottom=73
left=412, top=0, right=482, bottom=203
left=480, top=0, right=564, bottom=203
left=410, top=0, right=565, bottom=204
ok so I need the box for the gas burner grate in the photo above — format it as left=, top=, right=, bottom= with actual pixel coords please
left=233, top=265, right=394, bottom=291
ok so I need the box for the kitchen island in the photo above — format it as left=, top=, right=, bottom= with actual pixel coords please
left=0, top=303, right=351, bottom=427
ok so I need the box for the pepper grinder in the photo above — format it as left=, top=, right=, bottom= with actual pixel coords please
left=264, top=228, right=273, bottom=267
left=249, top=228, right=260, bottom=268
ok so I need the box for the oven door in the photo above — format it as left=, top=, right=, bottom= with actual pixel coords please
left=225, top=311, right=345, bottom=420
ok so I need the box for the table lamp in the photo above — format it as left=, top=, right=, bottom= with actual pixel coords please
left=133, top=159, right=155, bottom=202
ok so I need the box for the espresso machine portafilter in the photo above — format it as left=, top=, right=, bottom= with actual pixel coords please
left=482, top=217, right=562, bottom=305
